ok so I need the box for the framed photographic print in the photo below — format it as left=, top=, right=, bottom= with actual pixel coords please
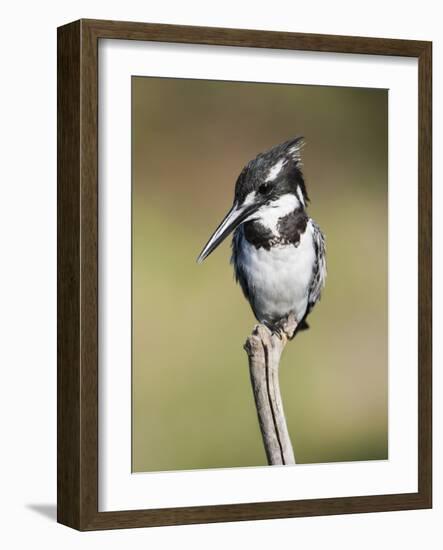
left=57, top=19, right=432, bottom=530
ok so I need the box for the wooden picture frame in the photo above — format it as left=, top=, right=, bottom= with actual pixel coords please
left=57, top=18, right=432, bottom=530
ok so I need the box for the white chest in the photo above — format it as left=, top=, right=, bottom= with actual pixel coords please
left=236, top=221, right=316, bottom=324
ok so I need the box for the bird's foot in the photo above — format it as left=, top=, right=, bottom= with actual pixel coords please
left=245, top=316, right=296, bottom=366
left=264, top=314, right=298, bottom=341
left=245, top=314, right=297, bottom=360
left=272, top=326, right=286, bottom=340
left=282, top=313, right=298, bottom=340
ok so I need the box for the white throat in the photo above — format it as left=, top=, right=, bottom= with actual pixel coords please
left=246, top=193, right=300, bottom=234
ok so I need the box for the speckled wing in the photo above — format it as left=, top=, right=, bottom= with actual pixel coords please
left=230, top=228, right=252, bottom=304
left=308, top=219, right=327, bottom=309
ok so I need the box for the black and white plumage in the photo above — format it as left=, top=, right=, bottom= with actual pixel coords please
left=197, top=137, right=326, bottom=334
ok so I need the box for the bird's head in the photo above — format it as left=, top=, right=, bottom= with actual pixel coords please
left=197, top=137, right=308, bottom=263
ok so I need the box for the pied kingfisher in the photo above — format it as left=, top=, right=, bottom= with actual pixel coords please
left=197, top=137, right=326, bottom=335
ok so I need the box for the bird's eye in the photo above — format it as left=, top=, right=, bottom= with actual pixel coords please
left=258, top=182, right=272, bottom=195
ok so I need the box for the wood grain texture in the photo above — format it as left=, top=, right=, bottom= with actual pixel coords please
left=57, top=19, right=432, bottom=530
left=57, top=20, right=81, bottom=528
left=82, top=18, right=429, bottom=57
left=417, top=41, right=432, bottom=506
left=57, top=19, right=99, bottom=529
left=244, top=321, right=296, bottom=465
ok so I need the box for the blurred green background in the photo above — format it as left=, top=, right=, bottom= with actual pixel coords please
left=132, top=77, right=388, bottom=472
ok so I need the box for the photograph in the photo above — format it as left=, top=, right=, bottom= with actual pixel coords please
left=131, top=76, right=388, bottom=473
left=1, top=0, right=436, bottom=543
left=55, top=15, right=432, bottom=532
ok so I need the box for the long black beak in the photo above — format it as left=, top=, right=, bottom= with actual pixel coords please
left=197, top=202, right=255, bottom=263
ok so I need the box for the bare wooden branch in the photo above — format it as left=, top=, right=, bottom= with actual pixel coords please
left=244, top=315, right=297, bottom=466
